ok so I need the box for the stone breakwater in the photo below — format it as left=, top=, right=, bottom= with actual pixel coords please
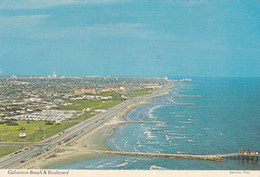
left=87, top=150, right=225, bottom=161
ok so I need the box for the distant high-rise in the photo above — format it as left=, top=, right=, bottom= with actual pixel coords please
left=10, top=75, right=17, bottom=80
left=52, top=72, right=57, bottom=79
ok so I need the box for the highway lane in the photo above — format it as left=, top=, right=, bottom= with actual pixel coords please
left=0, top=142, right=34, bottom=147
left=0, top=82, right=173, bottom=169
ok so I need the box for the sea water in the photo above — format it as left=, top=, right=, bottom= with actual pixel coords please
left=57, top=77, right=260, bottom=170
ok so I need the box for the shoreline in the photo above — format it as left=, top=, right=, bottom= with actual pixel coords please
left=20, top=82, right=174, bottom=169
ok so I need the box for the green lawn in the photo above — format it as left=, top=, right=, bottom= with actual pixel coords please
left=0, top=121, right=56, bottom=142
left=73, top=112, right=94, bottom=121
left=60, top=100, right=103, bottom=110
left=0, top=146, right=23, bottom=158
left=0, top=112, right=93, bottom=143
left=98, top=91, right=119, bottom=97
left=127, top=88, right=152, bottom=98
left=98, top=100, right=123, bottom=109
left=60, top=91, right=124, bottom=111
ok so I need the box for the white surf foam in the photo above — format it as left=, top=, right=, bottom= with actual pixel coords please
left=147, top=105, right=162, bottom=120
left=166, top=96, right=174, bottom=103
left=116, top=161, right=129, bottom=167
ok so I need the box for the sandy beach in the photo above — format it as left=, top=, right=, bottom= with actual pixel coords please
left=19, top=84, right=173, bottom=169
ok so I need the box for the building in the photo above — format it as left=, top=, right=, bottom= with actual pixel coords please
left=19, top=133, right=27, bottom=138
left=52, top=72, right=57, bottom=79
left=119, top=86, right=127, bottom=92
left=100, top=88, right=119, bottom=92
left=144, top=84, right=160, bottom=89
left=82, top=108, right=92, bottom=112
left=10, top=75, right=18, bottom=80
left=74, top=89, right=96, bottom=94
left=238, top=148, right=259, bottom=155
left=99, top=86, right=126, bottom=92
left=101, top=96, right=112, bottom=100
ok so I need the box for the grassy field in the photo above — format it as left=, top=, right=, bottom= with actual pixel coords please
left=60, top=100, right=103, bottom=110
left=60, top=91, right=124, bottom=111
left=0, top=112, right=93, bottom=143
left=0, top=92, right=125, bottom=143
left=127, top=88, right=152, bottom=98
left=0, top=91, right=139, bottom=145
left=0, top=121, right=56, bottom=142
left=0, top=146, right=23, bottom=158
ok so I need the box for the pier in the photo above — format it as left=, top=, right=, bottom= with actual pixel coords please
left=87, top=150, right=259, bottom=162
left=224, top=149, right=260, bottom=162
left=225, top=154, right=259, bottom=162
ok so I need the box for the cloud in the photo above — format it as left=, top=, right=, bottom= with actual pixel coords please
left=0, top=18, right=157, bottom=39
left=0, top=0, right=126, bottom=9
left=0, top=15, right=51, bottom=40
left=0, top=14, right=175, bottom=41
left=68, top=23, right=154, bottom=39
left=0, top=15, right=50, bottom=28
left=38, top=23, right=156, bottom=39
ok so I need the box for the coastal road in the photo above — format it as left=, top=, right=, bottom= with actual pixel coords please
left=0, top=81, right=174, bottom=169
left=0, top=142, right=34, bottom=146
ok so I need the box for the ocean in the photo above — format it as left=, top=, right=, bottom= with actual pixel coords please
left=57, top=77, right=260, bottom=170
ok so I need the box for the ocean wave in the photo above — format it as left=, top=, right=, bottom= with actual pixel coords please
left=137, top=139, right=141, bottom=144
left=147, top=105, right=162, bottom=120
left=136, top=139, right=145, bottom=147
left=138, top=144, right=144, bottom=147
left=165, top=134, right=169, bottom=141
left=171, top=143, right=180, bottom=146
left=96, top=165, right=105, bottom=168
left=178, top=121, right=191, bottom=124
left=150, top=128, right=162, bottom=132
left=174, top=114, right=183, bottom=117
left=174, top=136, right=187, bottom=139
left=174, top=126, right=185, bottom=129
left=133, top=145, right=138, bottom=152
left=109, top=137, right=123, bottom=151
left=155, top=124, right=167, bottom=127
left=166, top=96, right=174, bottom=103
left=165, top=132, right=179, bottom=136
left=124, top=140, right=128, bottom=148
left=147, top=141, right=158, bottom=145
left=116, top=161, right=129, bottom=167
left=144, top=129, right=156, bottom=139
left=166, top=132, right=186, bottom=136
left=154, top=149, right=161, bottom=153
left=95, top=160, right=117, bottom=169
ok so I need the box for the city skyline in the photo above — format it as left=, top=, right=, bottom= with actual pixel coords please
left=0, top=0, right=260, bottom=77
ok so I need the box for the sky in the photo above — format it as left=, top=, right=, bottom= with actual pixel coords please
left=0, top=0, right=260, bottom=77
